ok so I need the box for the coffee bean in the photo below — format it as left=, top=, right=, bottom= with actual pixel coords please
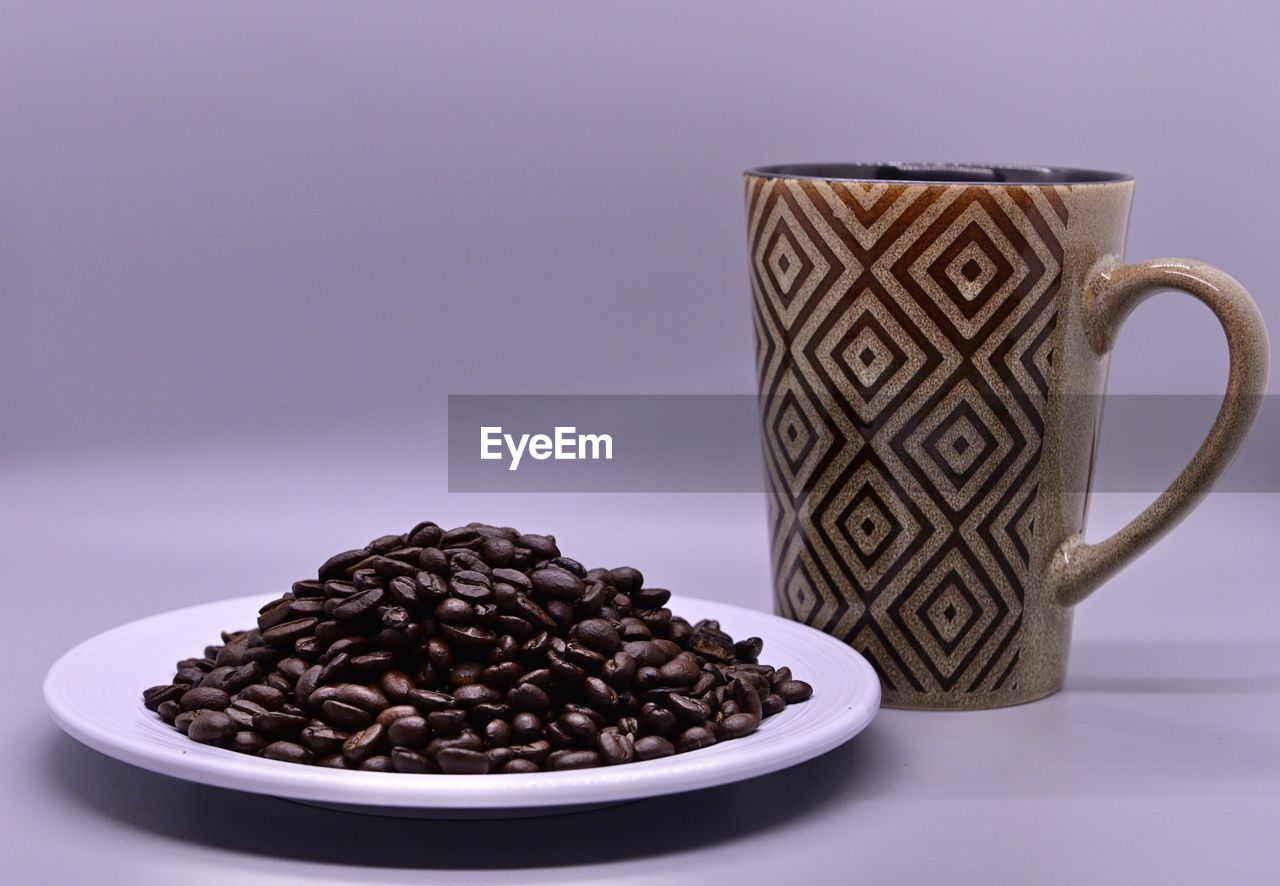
left=375, top=704, right=419, bottom=727
left=237, top=684, right=285, bottom=709
left=657, top=653, right=701, bottom=687
left=337, top=683, right=388, bottom=713
left=675, top=726, right=716, bottom=753
left=597, top=732, right=635, bottom=765
left=261, top=617, right=318, bottom=648
left=547, top=749, right=602, bottom=770
left=299, top=725, right=348, bottom=755
left=232, top=731, right=270, bottom=754
left=186, top=710, right=237, bottom=744
left=143, top=684, right=184, bottom=711
left=436, top=747, right=491, bottom=774
left=501, top=758, right=540, bottom=773
left=179, top=686, right=230, bottom=712
left=322, top=700, right=373, bottom=730
left=777, top=680, right=813, bottom=703
left=151, top=523, right=813, bottom=774
left=342, top=723, right=386, bottom=764
left=263, top=741, right=312, bottom=764
left=450, top=570, right=492, bottom=602
left=391, top=748, right=435, bottom=773
left=407, top=689, right=456, bottom=714
left=318, top=549, right=368, bottom=582
left=333, top=587, right=383, bottom=620
left=529, top=565, right=583, bottom=600
left=252, top=711, right=309, bottom=739
left=719, top=712, right=761, bottom=739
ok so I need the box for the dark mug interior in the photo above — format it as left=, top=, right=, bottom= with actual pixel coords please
left=746, top=162, right=1131, bottom=185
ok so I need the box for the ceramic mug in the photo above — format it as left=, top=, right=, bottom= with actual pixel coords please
left=745, top=163, right=1269, bottom=709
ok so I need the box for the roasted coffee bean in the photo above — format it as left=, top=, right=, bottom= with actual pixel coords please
left=143, top=684, right=184, bottom=711
left=294, top=665, right=323, bottom=706
left=150, top=522, right=813, bottom=774
left=300, top=725, right=348, bottom=755
left=436, top=747, right=491, bottom=774
left=387, top=715, right=430, bottom=748
left=262, top=617, right=318, bottom=648
left=291, top=579, right=326, bottom=598
left=483, top=719, right=512, bottom=747
left=733, top=637, right=763, bottom=663
left=407, top=689, right=455, bottom=714
left=391, top=748, right=435, bottom=773
left=435, top=597, right=473, bottom=625
left=237, top=684, right=285, bottom=709
left=322, top=700, right=373, bottom=730
left=342, top=723, right=386, bottom=764
left=633, top=587, right=672, bottom=608
left=762, top=693, right=786, bottom=717
left=665, top=694, right=711, bottom=726
left=380, top=670, right=413, bottom=701
left=337, top=684, right=388, bottom=713
left=547, top=749, right=602, bottom=770
left=778, top=680, right=813, bottom=703
left=501, top=758, right=540, bottom=774
left=408, top=521, right=443, bottom=548
left=515, top=533, right=559, bottom=560
left=640, top=702, right=678, bottom=737
left=450, top=570, right=492, bottom=602
left=675, top=726, right=716, bottom=753
left=633, top=735, right=675, bottom=760
left=480, top=661, right=523, bottom=689
left=232, top=731, right=270, bottom=754
left=530, top=565, right=583, bottom=599
left=657, top=652, right=701, bottom=687
left=375, top=704, right=419, bottom=727
left=427, top=709, right=468, bottom=736
left=507, top=682, right=550, bottom=716
left=597, top=732, right=635, bottom=765
left=623, top=640, right=666, bottom=668
left=573, top=618, right=622, bottom=655
left=352, top=568, right=382, bottom=591
left=366, top=534, right=404, bottom=554
left=263, top=741, right=312, bottom=764
left=583, top=677, right=618, bottom=709
left=453, top=683, right=503, bottom=707
left=332, top=587, right=383, bottom=620
left=180, top=686, right=230, bottom=712
left=252, top=711, right=309, bottom=739
left=559, top=712, right=598, bottom=746
left=440, top=623, right=496, bottom=651
left=318, top=549, right=368, bottom=582
left=187, top=710, right=237, bottom=744
left=510, top=712, right=543, bottom=741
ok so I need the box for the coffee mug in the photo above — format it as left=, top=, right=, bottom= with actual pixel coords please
left=745, top=163, right=1269, bottom=709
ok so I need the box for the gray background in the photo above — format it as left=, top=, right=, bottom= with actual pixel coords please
left=3, top=1, right=1278, bottom=884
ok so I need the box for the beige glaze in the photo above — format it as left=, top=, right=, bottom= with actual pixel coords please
left=745, top=168, right=1269, bottom=709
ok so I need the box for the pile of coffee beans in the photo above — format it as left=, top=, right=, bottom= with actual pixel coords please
left=143, top=522, right=813, bottom=774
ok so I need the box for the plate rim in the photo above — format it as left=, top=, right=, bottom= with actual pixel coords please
left=45, top=593, right=880, bottom=809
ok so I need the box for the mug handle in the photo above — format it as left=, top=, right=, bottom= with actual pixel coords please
left=1045, top=258, right=1269, bottom=607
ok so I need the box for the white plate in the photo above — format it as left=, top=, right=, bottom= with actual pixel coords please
left=45, top=593, right=879, bottom=818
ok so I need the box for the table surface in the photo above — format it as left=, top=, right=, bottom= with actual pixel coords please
left=6, top=440, right=1278, bottom=885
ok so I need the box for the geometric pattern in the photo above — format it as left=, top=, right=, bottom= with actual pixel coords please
left=748, top=175, right=1069, bottom=699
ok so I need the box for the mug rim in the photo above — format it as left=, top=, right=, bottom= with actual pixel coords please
left=746, top=162, right=1132, bottom=186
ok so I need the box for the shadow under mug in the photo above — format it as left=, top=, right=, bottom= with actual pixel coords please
left=745, top=163, right=1269, bottom=710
